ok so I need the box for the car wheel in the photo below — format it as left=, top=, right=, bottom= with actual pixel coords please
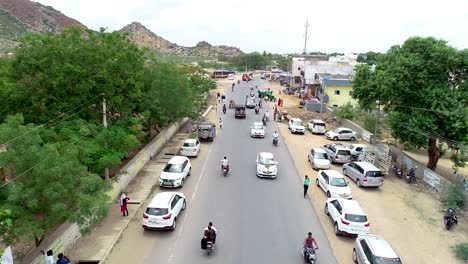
left=356, top=179, right=362, bottom=188
left=180, top=179, right=184, bottom=188
left=343, top=169, right=347, bottom=176
left=350, top=137, right=356, bottom=141
left=188, top=167, right=191, bottom=176
left=333, top=136, right=338, bottom=141
left=315, top=178, right=319, bottom=186
left=334, top=222, right=341, bottom=236
left=352, top=249, right=358, bottom=263
left=171, top=218, right=177, bottom=231
left=324, top=204, right=329, bottom=215
left=327, top=191, right=331, bottom=198
left=182, top=200, right=186, bottom=210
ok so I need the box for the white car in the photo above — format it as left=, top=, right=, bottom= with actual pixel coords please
left=324, top=198, right=370, bottom=236
left=288, top=118, right=305, bottom=134
left=228, top=73, right=235, bottom=80
left=180, top=139, right=200, bottom=157
left=142, top=192, right=186, bottom=230
left=159, top=156, right=191, bottom=188
left=308, top=148, right=331, bottom=170
left=349, top=144, right=367, bottom=156
left=325, top=127, right=357, bottom=141
left=256, top=152, right=278, bottom=178
left=250, top=122, right=265, bottom=138
left=315, top=170, right=352, bottom=199
left=308, top=119, right=327, bottom=134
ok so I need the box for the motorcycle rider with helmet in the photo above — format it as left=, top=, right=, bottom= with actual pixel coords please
left=221, top=156, right=229, bottom=172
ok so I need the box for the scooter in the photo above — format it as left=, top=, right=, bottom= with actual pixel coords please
left=255, top=108, right=259, bottom=114
left=406, top=166, right=417, bottom=183
left=222, top=165, right=229, bottom=177
left=392, top=164, right=403, bottom=178
left=205, top=240, right=214, bottom=255
left=444, top=208, right=458, bottom=230
left=302, top=247, right=318, bottom=264
left=223, top=107, right=226, bottom=114
left=273, top=137, right=278, bottom=147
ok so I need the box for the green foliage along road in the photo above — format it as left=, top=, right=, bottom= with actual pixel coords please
left=0, top=26, right=215, bottom=248
left=352, top=37, right=468, bottom=170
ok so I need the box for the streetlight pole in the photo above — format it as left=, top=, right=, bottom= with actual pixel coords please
left=102, top=93, right=109, bottom=179
left=373, top=101, right=380, bottom=146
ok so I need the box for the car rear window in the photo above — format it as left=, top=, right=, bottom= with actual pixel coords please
left=183, top=143, right=195, bottom=147
left=374, top=257, right=402, bottom=264
left=315, top=152, right=328, bottom=159
left=337, top=150, right=351, bottom=155
left=345, top=214, right=368, bottom=222
left=146, top=207, right=168, bottom=216
left=366, top=171, right=384, bottom=177
left=314, top=123, right=325, bottom=127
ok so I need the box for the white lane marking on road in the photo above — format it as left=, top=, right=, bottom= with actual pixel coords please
left=190, top=142, right=214, bottom=202
left=168, top=254, right=173, bottom=263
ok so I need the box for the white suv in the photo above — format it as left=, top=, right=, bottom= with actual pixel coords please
left=316, top=170, right=352, bottom=199
left=324, top=198, right=370, bottom=236
left=288, top=118, right=305, bottom=134
left=159, top=156, right=191, bottom=188
left=143, top=192, right=186, bottom=231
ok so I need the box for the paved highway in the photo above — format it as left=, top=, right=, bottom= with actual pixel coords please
left=106, top=77, right=338, bottom=264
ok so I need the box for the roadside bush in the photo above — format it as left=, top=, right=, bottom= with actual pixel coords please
left=452, top=243, right=468, bottom=261
left=363, top=113, right=377, bottom=133
left=333, top=102, right=356, bottom=120
left=442, top=182, right=465, bottom=209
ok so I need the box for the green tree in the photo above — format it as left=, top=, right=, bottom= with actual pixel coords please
left=0, top=115, right=109, bottom=246
left=357, top=51, right=383, bottom=65
left=352, top=37, right=468, bottom=170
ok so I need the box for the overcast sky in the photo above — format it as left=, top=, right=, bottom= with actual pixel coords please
left=34, top=0, right=468, bottom=54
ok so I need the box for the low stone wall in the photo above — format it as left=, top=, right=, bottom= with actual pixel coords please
left=24, top=118, right=188, bottom=264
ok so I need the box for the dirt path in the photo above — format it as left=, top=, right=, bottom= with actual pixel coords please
left=265, top=81, right=467, bottom=264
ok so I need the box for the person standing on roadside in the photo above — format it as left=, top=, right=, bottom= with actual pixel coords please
left=56, top=253, right=70, bottom=264
left=303, top=175, right=311, bottom=198
left=44, top=250, right=54, bottom=264
left=120, top=193, right=130, bottom=217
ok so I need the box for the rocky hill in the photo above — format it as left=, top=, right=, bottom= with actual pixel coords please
left=119, top=22, right=242, bottom=57
left=0, top=0, right=84, bottom=51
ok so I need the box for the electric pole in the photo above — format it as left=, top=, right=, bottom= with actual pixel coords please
left=303, top=19, right=309, bottom=55
left=374, top=101, right=380, bottom=146
left=102, top=93, right=109, bottom=179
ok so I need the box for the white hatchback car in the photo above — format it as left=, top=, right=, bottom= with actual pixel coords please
left=315, top=170, right=352, bottom=199
left=349, top=144, right=367, bottom=156
left=142, top=192, right=186, bottom=231
left=180, top=139, right=200, bottom=157
left=288, top=118, right=305, bottom=134
left=256, top=152, right=278, bottom=178
left=325, top=127, right=357, bottom=141
left=324, top=198, right=370, bottom=236
left=250, top=122, right=265, bottom=138
left=159, top=156, right=191, bottom=188
left=308, top=148, right=331, bottom=170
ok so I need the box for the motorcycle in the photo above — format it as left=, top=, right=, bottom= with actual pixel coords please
left=273, top=137, right=278, bottom=147
left=406, top=166, right=417, bottom=183
left=255, top=108, right=259, bottom=114
left=222, top=165, right=229, bottom=177
left=302, top=247, right=318, bottom=264
left=262, top=117, right=267, bottom=126
left=222, top=107, right=226, bottom=114
left=205, top=240, right=214, bottom=255
left=443, top=208, right=458, bottom=230
left=392, top=164, right=403, bottom=179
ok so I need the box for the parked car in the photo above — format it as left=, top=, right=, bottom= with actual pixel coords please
left=159, top=156, right=191, bottom=188
left=235, top=106, right=246, bottom=118
left=353, top=234, right=402, bottom=264
left=256, top=152, right=278, bottom=178
left=316, top=170, right=352, bottom=199
left=321, top=143, right=352, bottom=164
left=326, top=127, right=357, bottom=141
left=245, top=97, right=256, bottom=108
left=250, top=122, right=265, bottom=138
left=198, top=122, right=216, bottom=141
left=324, top=198, right=370, bottom=236
left=343, top=162, right=384, bottom=188
left=142, top=192, right=186, bottom=231
left=242, top=73, right=251, bottom=81
left=349, top=144, right=367, bottom=156
left=308, top=119, right=327, bottom=134
left=308, top=148, right=331, bottom=170
left=180, top=139, right=200, bottom=157
left=288, top=118, right=305, bottom=134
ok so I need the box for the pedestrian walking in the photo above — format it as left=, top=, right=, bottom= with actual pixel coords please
left=303, top=175, right=311, bottom=198
left=120, top=193, right=130, bottom=216
left=56, top=253, right=70, bottom=264
left=219, top=117, right=223, bottom=129
left=43, top=249, right=54, bottom=264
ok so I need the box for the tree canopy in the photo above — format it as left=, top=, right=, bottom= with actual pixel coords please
left=352, top=37, right=468, bottom=170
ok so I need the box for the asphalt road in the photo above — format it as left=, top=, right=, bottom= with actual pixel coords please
left=106, top=78, right=338, bottom=264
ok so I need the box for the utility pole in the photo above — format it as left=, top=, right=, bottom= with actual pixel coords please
left=373, top=101, right=380, bottom=145
left=303, top=19, right=309, bottom=55
left=102, top=93, right=109, bottom=179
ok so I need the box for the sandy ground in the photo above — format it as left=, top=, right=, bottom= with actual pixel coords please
left=265, top=80, right=467, bottom=264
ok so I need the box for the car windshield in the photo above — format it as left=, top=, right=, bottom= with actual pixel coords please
left=373, top=257, right=402, bottom=264
left=345, top=214, right=368, bottom=222
left=253, top=125, right=263, bottom=130
left=330, top=178, right=347, bottom=187
left=315, top=152, right=329, bottom=159
left=183, top=142, right=195, bottom=147
left=293, top=121, right=303, bottom=126
left=333, top=128, right=341, bottom=133
left=163, top=163, right=183, bottom=173
left=366, top=171, right=384, bottom=177
left=146, top=207, right=168, bottom=216
left=260, top=157, right=275, bottom=165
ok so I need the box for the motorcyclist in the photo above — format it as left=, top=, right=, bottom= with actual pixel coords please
left=264, top=110, right=269, bottom=121
left=221, top=156, right=229, bottom=172
left=259, top=99, right=262, bottom=108
left=219, top=117, right=223, bottom=129
left=237, top=79, right=240, bottom=84
left=303, top=232, right=318, bottom=258
left=204, top=222, right=218, bottom=244
left=255, top=104, right=259, bottom=113
left=273, top=131, right=279, bottom=140
left=201, top=225, right=216, bottom=250
left=262, top=115, right=267, bottom=126
left=222, top=104, right=226, bottom=114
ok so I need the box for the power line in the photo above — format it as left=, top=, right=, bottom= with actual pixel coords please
left=391, top=121, right=465, bottom=148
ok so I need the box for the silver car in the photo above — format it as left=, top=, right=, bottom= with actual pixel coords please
left=321, top=143, right=352, bottom=164
left=343, top=162, right=384, bottom=188
left=353, top=234, right=402, bottom=264
left=325, top=127, right=357, bottom=141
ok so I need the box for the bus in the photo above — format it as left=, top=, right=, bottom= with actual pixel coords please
left=212, top=70, right=235, bottom=79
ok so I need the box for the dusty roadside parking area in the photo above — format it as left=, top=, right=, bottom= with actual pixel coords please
left=265, top=83, right=467, bottom=264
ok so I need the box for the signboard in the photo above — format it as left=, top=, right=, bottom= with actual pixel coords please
left=362, top=131, right=372, bottom=142
left=423, top=170, right=440, bottom=189
left=1, top=246, right=14, bottom=264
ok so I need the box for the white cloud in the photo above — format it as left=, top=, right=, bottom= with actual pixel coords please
left=34, top=0, right=468, bottom=53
